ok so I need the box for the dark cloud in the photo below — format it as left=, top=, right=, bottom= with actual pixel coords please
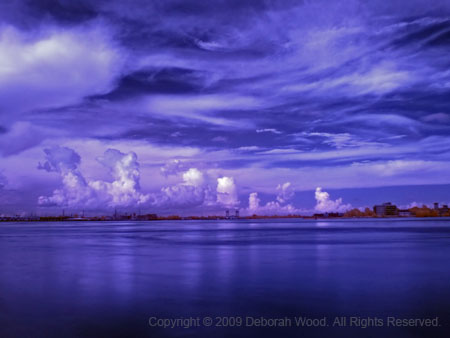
left=391, top=19, right=450, bottom=48
left=27, top=0, right=98, bottom=23
left=92, top=67, right=209, bottom=100
left=0, top=0, right=98, bottom=28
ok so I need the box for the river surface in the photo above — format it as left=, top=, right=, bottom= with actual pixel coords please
left=0, top=219, right=449, bottom=337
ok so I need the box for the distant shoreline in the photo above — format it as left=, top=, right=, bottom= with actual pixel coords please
left=2, top=215, right=450, bottom=223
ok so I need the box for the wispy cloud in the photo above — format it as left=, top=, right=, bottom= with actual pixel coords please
left=256, top=128, right=282, bottom=134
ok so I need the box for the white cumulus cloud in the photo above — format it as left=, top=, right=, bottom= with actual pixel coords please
left=155, top=168, right=214, bottom=208
left=38, top=147, right=149, bottom=208
left=276, top=182, right=294, bottom=203
left=247, top=192, right=299, bottom=215
left=217, top=176, right=239, bottom=206
left=90, top=149, right=150, bottom=206
left=314, top=187, right=351, bottom=213
left=183, top=168, right=205, bottom=187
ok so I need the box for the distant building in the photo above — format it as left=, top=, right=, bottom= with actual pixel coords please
left=137, top=214, right=158, bottom=221
left=324, top=212, right=343, bottom=218
left=374, top=202, right=398, bottom=216
left=225, top=209, right=240, bottom=219
left=434, top=203, right=449, bottom=216
left=398, top=209, right=413, bottom=217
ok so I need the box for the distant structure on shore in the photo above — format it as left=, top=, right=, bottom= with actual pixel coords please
left=372, top=202, right=449, bottom=217
left=2, top=202, right=450, bottom=222
left=225, top=209, right=239, bottom=219
left=374, top=202, right=403, bottom=217
left=434, top=202, right=449, bottom=215
left=313, top=212, right=344, bottom=218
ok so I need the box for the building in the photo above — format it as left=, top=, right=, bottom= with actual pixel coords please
left=137, top=213, right=158, bottom=221
left=324, top=212, right=343, bottom=218
left=434, top=203, right=449, bottom=216
left=225, top=209, right=240, bottom=219
left=374, top=202, right=398, bottom=217
left=398, top=209, right=413, bottom=217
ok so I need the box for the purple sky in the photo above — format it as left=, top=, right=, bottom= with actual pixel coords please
left=1, top=0, right=450, bottom=216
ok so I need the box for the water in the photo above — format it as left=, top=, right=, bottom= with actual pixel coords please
left=0, top=219, right=449, bottom=338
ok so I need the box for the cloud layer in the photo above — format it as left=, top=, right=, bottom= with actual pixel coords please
left=1, top=0, right=450, bottom=213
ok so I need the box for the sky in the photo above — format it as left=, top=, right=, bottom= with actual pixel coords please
left=1, top=0, right=450, bottom=216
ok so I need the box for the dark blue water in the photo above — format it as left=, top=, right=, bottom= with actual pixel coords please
left=1, top=219, right=450, bottom=338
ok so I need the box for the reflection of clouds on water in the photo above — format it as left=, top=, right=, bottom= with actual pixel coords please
left=1, top=220, right=450, bottom=337
left=315, top=221, right=332, bottom=228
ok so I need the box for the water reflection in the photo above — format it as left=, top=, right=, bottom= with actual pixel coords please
left=0, top=219, right=450, bottom=337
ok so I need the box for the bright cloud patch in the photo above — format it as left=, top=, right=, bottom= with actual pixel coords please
left=314, top=187, right=351, bottom=213
left=0, top=24, right=121, bottom=120
left=156, top=168, right=214, bottom=208
left=247, top=191, right=299, bottom=216
left=38, top=147, right=149, bottom=209
left=217, top=176, right=239, bottom=206
left=276, top=182, right=294, bottom=203
left=246, top=182, right=299, bottom=215
left=183, top=168, right=205, bottom=187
